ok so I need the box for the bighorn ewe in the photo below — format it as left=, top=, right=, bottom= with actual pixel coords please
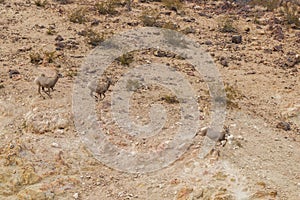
left=87, top=77, right=112, bottom=100
left=34, top=71, right=63, bottom=98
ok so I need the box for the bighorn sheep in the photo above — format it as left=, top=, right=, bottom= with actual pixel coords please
left=87, top=77, right=112, bottom=100
left=34, top=71, right=63, bottom=98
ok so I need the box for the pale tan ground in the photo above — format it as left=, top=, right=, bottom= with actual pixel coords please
left=0, top=0, right=300, bottom=199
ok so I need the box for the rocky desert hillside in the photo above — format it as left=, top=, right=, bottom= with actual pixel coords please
left=0, top=0, right=300, bottom=199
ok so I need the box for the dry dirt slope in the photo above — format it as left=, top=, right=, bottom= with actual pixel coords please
left=0, top=0, right=300, bottom=199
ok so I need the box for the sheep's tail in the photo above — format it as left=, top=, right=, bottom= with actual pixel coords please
left=34, top=77, right=39, bottom=85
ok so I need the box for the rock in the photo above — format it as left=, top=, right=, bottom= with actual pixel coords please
left=273, top=45, right=283, bottom=52
left=183, top=17, right=195, bottom=22
left=91, top=19, right=100, bottom=26
left=25, top=107, right=71, bottom=134
left=51, top=142, right=59, bottom=148
left=276, top=121, right=291, bottom=131
left=232, top=35, right=242, bottom=44
left=17, top=188, right=46, bottom=200
left=199, top=127, right=208, bottom=136
left=73, top=192, right=79, bottom=199
left=55, top=35, right=64, bottom=41
left=220, top=57, right=229, bottom=67
left=281, top=104, right=300, bottom=127
left=8, top=69, right=20, bottom=78
left=271, top=25, right=284, bottom=41
left=18, top=46, right=32, bottom=52
left=204, top=40, right=213, bottom=45
left=177, top=187, right=193, bottom=200
left=244, top=27, right=250, bottom=33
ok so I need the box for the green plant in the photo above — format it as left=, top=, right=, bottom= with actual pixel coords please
left=116, top=53, right=134, bottom=66
left=161, top=95, right=179, bottom=104
left=44, top=51, right=56, bottom=63
left=162, top=0, right=182, bottom=12
left=218, top=16, right=237, bottom=33
left=35, top=0, right=47, bottom=7
left=69, top=8, right=87, bottom=24
left=250, top=0, right=281, bottom=11
left=95, top=1, right=118, bottom=15
left=30, top=52, right=43, bottom=64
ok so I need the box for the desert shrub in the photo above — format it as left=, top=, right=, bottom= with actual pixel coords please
left=218, top=16, right=237, bottom=33
left=69, top=8, right=87, bottom=24
left=162, top=21, right=178, bottom=30
left=225, top=84, right=242, bottom=109
left=281, top=2, right=300, bottom=26
left=250, top=0, right=281, bottom=11
left=35, top=0, right=47, bottom=7
left=30, top=52, right=43, bottom=64
left=53, top=0, right=72, bottom=4
left=140, top=10, right=159, bottom=27
left=126, top=79, right=141, bottom=91
left=44, top=51, right=56, bottom=63
left=46, top=27, right=56, bottom=35
left=116, top=53, right=134, bottom=66
left=162, top=0, right=183, bottom=12
left=85, top=29, right=104, bottom=47
left=95, top=0, right=122, bottom=15
left=161, top=95, right=179, bottom=104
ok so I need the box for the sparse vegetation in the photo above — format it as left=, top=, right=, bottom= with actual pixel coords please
left=250, top=0, right=281, bottom=11
left=85, top=29, right=105, bottom=47
left=126, top=79, right=141, bottom=91
left=95, top=1, right=118, bottom=15
left=162, top=21, right=178, bottom=30
left=69, top=8, right=87, bottom=24
left=34, top=0, right=47, bottom=7
left=225, top=84, right=242, bottom=109
left=44, top=51, right=56, bottom=63
left=46, top=27, right=56, bottom=35
left=140, top=10, right=159, bottom=27
left=281, top=2, right=300, bottom=27
left=162, top=0, right=183, bottom=12
left=0, top=84, right=4, bottom=89
left=116, top=53, right=134, bottom=66
left=53, top=0, right=72, bottom=4
left=161, top=95, right=179, bottom=104
left=30, top=52, right=43, bottom=64
left=218, top=16, right=237, bottom=33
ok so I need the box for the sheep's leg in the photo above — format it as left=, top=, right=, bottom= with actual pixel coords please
left=47, top=87, right=52, bottom=98
left=42, top=87, right=51, bottom=98
left=38, top=85, right=45, bottom=99
left=38, top=85, right=41, bottom=95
